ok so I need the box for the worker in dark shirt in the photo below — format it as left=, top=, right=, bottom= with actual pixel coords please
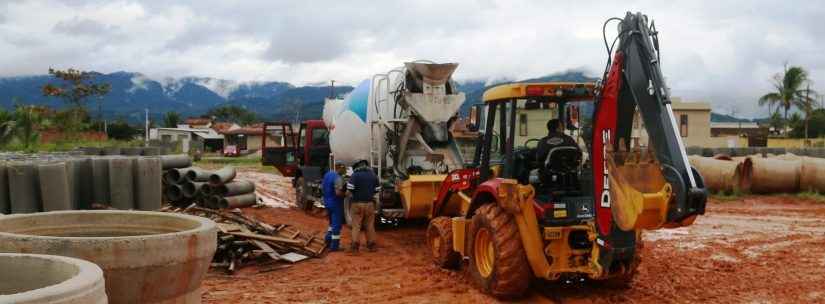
left=346, top=159, right=380, bottom=254
left=535, top=119, right=579, bottom=167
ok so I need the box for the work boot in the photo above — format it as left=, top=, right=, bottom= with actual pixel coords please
left=366, top=242, right=377, bottom=252
left=348, top=243, right=359, bottom=255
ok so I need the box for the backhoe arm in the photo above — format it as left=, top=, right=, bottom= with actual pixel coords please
left=593, top=12, right=707, bottom=237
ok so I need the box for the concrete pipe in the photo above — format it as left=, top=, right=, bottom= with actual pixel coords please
left=80, top=147, right=103, bottom=156
left=67, top=158, right=94, bottom=210
left=38, top=162, right=72, bottom=211
left=800, top=157, right=825, bottom=193
left=184, top=167, right=211, bottom=182
left=165, top=184, right=184, bottom=202
left=208, top=166, right=236, bottom=185
left=121, top=147, right=143, bottom=156
left=102, top=147, right=121, bottom=156
left=746, top=157, right=801, bottom=194
left=91, top=157, right=111, bottom=207
left=163, top=169, right=185, bottom=185
left=107, top=157, right=134, bottom=210
left=218, top=193, right=257, bottom=209
left=0, top=253, right=107, bottom=304
left=160, top=155, right=192, bottom=170
left=134, top=157, right=163, bottom=211
left=182, top=181, right=206, bottom=199
left=0, top=162, right=9, bottom=214
left=688, top=156, right=742, bottom=194
left=213, top=180, right=255, bottom=196
left=0, top=210, right=217, bottom=304
left=200, top=183, right=214, bottom=196
left=205, top=195, right=222, bottom=209
left=143, top=147, right=160, bottom=156
left=7, top=161, right=41, bottom=214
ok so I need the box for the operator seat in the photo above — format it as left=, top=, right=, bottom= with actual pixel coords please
left=539, top=145, right=582, bottom=195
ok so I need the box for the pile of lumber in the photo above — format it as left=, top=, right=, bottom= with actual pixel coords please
left=165, top=205, right=325, bottom=274
left=163, top=166, right=258, bottom=209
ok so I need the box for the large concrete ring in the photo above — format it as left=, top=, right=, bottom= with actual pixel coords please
left=0, top=253, right=107, bottom=304
left=0, top=210, right=217, bottom=304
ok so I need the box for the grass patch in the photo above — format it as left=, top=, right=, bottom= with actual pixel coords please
left=711, top=190, right=744, bottom=202
left=795, top=191, right=825, bottom=202
left=194, top=156, right=282, bottom=175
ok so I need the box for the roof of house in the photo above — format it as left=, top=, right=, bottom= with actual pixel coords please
left=211, top=122, right=236, bottom=133
left=185, top=118, right=212, bottom=125
left=221, top=126, right=264, bottom=135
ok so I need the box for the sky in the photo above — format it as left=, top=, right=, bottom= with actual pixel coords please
left=0, top=0, right=823, bottom=117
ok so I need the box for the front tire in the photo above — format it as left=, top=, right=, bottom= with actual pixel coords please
left=427, top=217, right=461, bottom=269
left=468, top=204, right=530, bottom=298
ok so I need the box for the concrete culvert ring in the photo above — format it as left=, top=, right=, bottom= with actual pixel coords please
left=0, top=253, right=107, bottom=304
left=0, top=210, right=217, bottom=304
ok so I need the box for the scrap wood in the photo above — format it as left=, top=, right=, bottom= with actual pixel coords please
left=225, top=232, right=304, bottom=245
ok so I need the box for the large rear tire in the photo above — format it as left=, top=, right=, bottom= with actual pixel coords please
left=427, top=216, right=461, bottom=269
left=468, top=204, right=530, bottom=298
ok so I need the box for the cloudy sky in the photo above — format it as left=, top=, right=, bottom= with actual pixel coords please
left=0, top=0, right=823, bottom=117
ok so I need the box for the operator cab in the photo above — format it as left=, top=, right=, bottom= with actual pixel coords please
left=474, top=82, right=596, bottom=227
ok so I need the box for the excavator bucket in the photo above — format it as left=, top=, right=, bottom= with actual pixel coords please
left=607, top=145, right=674, bottom=231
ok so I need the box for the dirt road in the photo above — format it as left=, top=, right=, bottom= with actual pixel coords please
left=202, top=193, right=825, bottom=303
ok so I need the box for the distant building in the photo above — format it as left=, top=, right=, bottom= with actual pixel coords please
left=219, top=123, right=282, bottom=152
left=150, top=127, right=224, bottom=152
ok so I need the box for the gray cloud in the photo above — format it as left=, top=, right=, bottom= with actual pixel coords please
left=0, top=0, right=823, bottom=117
left=53, top=17, right=118, bottom=36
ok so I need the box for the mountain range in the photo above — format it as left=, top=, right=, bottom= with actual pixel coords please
left=0, top=70, right=752, bottom=124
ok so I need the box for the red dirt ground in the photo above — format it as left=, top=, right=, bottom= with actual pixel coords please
left=201, top=195, right=825, bottom=303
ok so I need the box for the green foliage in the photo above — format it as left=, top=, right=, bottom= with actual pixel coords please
left=0, top=108, right=15, bottom=146
left=163, top=111, right=181, bottom=128
left=42, top=68, right=111, bottom=137
left=107, top=119, right=141, bottom=141
left=790, top=108, right=825, bottom=138
left=759, top=65, right=818, bottom=135
left=205, top=105, right=257, bottom=125
left=11, top=104, right=50, bottom=150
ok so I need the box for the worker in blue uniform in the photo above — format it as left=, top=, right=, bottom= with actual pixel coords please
left=323, top=160, right=347, bottom=251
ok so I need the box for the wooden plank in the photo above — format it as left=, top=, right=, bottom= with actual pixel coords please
left=240, top=226, right=281, bottom=261
left=226, top=232, right=304, bottom=245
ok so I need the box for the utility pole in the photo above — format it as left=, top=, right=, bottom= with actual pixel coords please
left=145, top=108, right=149, bottom=146
left=329, top=80, right=335, bottom=98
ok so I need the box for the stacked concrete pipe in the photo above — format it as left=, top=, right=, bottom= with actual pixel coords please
left=689, top=153, right=825, bottom=195
left=1, top=153, right=190, bottom=214
left=0, top=253, right=108, bottom=304
left=0, top=210, right=217, bottom=304
left=162, top=165, right=257, bottom=209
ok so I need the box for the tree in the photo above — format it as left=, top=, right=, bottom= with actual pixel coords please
left=163, top=111, right=181, bottom=128
left=205, top=105, right=257, bottom=125
left=790, top=108, right=825, bottom=139
left=0, top=108, right=14, bottom=146
left=42, top=68, right=111, bottom=136
left=107, top=119, right=140, bottom=141
left=12, top=105, right=49, bottom=150
left=758, top=65, right=817, bottom=135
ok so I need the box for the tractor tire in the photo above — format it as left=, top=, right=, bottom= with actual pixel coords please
left=468, top=204, right=531, bottom=298
left=294, top=177, right=309, bottom=211
left=426, top=216, right=461, bottom=269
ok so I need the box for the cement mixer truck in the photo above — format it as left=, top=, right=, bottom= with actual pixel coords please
left=293, top=60, right=468, bottom=223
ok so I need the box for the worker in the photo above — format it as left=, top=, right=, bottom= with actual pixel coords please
left=535, top=118, right=579, bottom=165
left=346, top=159, right=380, bottom=253
left=322, top=160, right=346, bottom=251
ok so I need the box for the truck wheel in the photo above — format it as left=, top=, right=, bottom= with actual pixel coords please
left=294, top=177, right=309, bottom=211
left=426, top=216, right=461, bottom=269
left=468, top=204, right=530, bottom=298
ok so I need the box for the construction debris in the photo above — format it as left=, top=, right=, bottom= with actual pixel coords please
left=165, top=205, right=324, bottom=274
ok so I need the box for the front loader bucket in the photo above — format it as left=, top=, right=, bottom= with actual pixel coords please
left=608, top=147, right=682, bottom=231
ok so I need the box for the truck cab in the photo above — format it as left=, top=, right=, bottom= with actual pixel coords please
left=261, top=120, right=330, bottom=177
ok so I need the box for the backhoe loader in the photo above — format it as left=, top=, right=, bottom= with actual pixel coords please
left=425, top=12, right=707, bottom=298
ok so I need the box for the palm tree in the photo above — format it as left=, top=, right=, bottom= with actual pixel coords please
left=759, top=65, right=816, bottom=135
